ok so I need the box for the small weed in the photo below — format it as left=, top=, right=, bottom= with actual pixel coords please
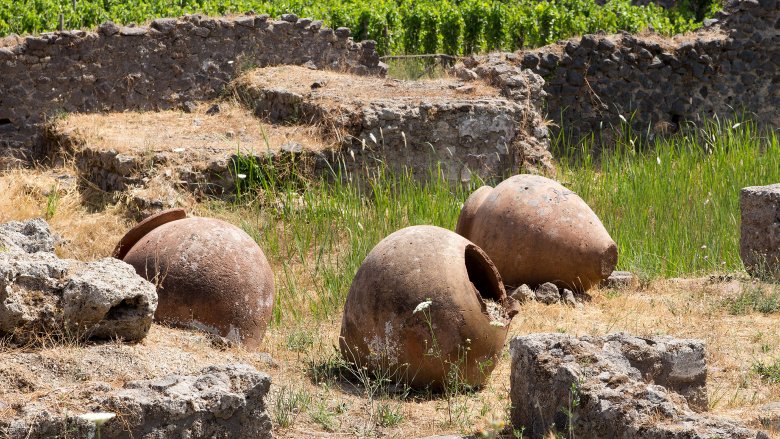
left=307, top=349, right=350, bottom=385
left=286, top=328, right=315, bottom=353
left=723, top=285, right=780, bottom=315
left=273, top=385, right=312, bottom=429
left=603, top=289, right=622, bottom=299
left=310, top=399, right=338, bottom=431
left=44, top=185, right=60, bottom=220
left=376, top=401, right=404, bottom=427
left=752, top=359, right=780, bottom=383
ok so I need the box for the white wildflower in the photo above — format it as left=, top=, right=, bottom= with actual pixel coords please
left=413, top=299, right=432, bottom=314
left=237, top=173, right=247, bottom=180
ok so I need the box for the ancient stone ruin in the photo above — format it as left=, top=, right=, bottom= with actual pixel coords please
left=0, top=219, right=157, bottom=344
left=0, top=0, right=777, bottom=436
left=510, top=333, right=769, bottom=438
left=740, top=183, right=780, bottom=280
left=4, top=364, right=272, bottom=439
left=457, top=0, right=779, bottom=141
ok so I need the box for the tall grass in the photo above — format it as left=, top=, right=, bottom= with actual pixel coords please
left=555, top=116, right=780, bottom=279
left=225, top=163, right=477, bottom=324
left=218, top=117, right=778, bottom=324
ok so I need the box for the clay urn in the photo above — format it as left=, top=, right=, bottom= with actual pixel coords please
left=456, top=174, right=617, bottom=292
left=340, top=225, right=519, bottom=390
left=114, top=208, right=275, bottom=347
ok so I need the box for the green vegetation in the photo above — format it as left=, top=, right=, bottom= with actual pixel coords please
left=555, top=117, right=780, bottom=279
left=752, top=358, right=780, bottom=383
left=222, top=116, right=778, bottom=326
left=2, top=0, right=713, bottom=55
left=723, top=284, right=780, bottom=315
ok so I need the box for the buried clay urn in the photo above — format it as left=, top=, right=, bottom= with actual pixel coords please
left=456, top=174, right=617, bottom=292
left=340, top=225, right=519, bottom=390
left=114, top=208, right=275, bottom=347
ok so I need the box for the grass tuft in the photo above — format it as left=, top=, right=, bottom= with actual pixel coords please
left=723, top=285, right=780, bottom=315
left=752, top=358, right=780, bottom=383
left=554, top=116, right=780, bottom=278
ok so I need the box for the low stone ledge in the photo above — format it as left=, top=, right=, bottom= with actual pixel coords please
left=2, top=364, right=272, bottom=439
left=510, top=332, right=768, bottom=438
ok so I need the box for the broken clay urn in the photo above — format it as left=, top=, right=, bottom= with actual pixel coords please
left=115, top=208, right=275, bottom=347
left=340, top=225, right=518, bottom=390
left=456, top=174, right=617, bottom=292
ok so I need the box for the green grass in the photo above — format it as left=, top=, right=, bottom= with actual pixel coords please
left=752, top=358, right=780, bottom=383
left=723, top=284, right=780, bottom=315
left=2, top=0, right=711, bottom=55
left=554, top=117, right=780, bottom=279
left=217, top=116, right=778, bottom=325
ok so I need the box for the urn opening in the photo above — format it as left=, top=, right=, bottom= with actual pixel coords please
left=464, top=244, right=503, bottom=303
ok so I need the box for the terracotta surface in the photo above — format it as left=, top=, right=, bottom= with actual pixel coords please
left=113, top=208, right=187, bottom=259
left=119, top=215, right=274, bottom=347
left=340, top=225, right=518, bottom=390
left=456, top=174, right=617, bottom=292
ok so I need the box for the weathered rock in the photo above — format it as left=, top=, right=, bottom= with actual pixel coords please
left=340, top=225, right=519, bottom=390
left=740, top=184, right=780, bottom=280
left=560, top=288, right=577, bottom=306
left=234, top=66, right=553, bottom=182
left=0, top=218, right=55, bottom=253
left=510, top=284, right=535, bottom=303
left=602, top=270, right=639, bottom=289
left=535, top=282, right=561, bottom=305
left=3, top=364, right=272, bottom=439
left=62, top=258, right=158, bottom=341
left=456, top=175, right=618, bottom=292
left=510, top=333, right=764, bottom=438
left=0, top=220, right=157, bottom=344
left=118, top=210, right=275, bottom=347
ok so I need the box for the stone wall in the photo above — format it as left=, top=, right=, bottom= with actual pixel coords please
left=0, top=13, right=385, bottom=167
left=460, top=0, right=778, bottom=143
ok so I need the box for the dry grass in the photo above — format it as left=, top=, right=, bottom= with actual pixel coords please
left=0, top=166, right=128, bottom=260
left=51, top=102, right=332, bottom=158
left=237, top=65, right=499, bottom=106
left=259, top=278, right=780, bottom=438
left=0, top=324, right=276, bottom=420
left=1, top=167, right=779, bottom=438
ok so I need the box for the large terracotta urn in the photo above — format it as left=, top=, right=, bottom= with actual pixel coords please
left=340, top=225, right=518, bottom=390
left=456, top=174, right=617, bottom=292
left=114, top=209, right=275, bottom=347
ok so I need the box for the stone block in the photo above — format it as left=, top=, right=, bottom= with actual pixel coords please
left=740, top=184, right=780, bottom=279
left=510, top=333, right=766, bottom=438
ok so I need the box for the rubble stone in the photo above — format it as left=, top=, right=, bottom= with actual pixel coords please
left=2, top=364, right=272, bottom=439
left=602, top=270, right=640, bottom=289
left=509, top=333, right=766, bottom=438
left=0, top=219, right=157, bottom=344
left=0, top=218, right=55, bottom=253
left=510, top=284, right=535, bottom=303
left=535, top=282, right=561, bottom=304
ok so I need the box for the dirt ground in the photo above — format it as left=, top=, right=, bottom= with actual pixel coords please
left=1, top=166, right=779, bottom=438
